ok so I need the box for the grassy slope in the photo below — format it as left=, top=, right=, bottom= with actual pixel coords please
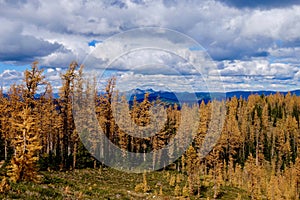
left=0, top=167, right=249, bottom=200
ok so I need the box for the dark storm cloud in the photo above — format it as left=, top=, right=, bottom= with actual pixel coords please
left=0, top=21, right=62, bottom=62
left=0, top=37, right=61, bottom=62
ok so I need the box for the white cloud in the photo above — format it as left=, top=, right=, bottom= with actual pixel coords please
left=217, top=59, right=298, bottom=79
left=294, top=70, right=300, bottom=80
left=2, top=0, right=300, bottom=63
left=0, top=0, right=299, bottom=91
left=0, top=70, right=23, bottom=91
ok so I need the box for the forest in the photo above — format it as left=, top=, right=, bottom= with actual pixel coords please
left=0, top=61, right=300, bottom=199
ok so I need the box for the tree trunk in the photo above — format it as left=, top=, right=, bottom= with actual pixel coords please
left=4, top=139, right=7, bottom=161
left=73, top=141, right=77, bottom=169
left=62, top=109, right=69, bottom=170
left=256, top=130, right=259, bottom=166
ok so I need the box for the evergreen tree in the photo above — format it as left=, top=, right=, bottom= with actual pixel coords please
left=8, top=107, right=42, bottom=182
left=59, top=61, right=78, bottom=170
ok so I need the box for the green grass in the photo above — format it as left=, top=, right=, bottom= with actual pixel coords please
left=0, top=167, right=249, bottom=199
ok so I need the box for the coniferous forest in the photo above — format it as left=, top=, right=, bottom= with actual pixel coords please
left=0, top=61, right=300, bottom=199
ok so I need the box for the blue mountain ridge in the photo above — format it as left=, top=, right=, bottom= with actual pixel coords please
left=125, top=89, right=300, bottom=106
left=3, top=89, right=300, bottom=106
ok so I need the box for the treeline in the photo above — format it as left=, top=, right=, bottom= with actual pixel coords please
left=0, top=61, right=300, bottom=199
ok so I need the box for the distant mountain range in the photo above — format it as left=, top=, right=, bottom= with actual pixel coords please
left=124, top=89, right=300, bottom=106
left=3, top=89, right=300, bottom=106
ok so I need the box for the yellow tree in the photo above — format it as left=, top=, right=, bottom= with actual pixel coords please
left=70, top=65, right=83, bottom=169
left=238, top=97, right=250, bottom=164
left=185, top=145, right=199, bottom=196
left=253, top=109, right=264, bottom=166
left=8, top=107, right=42, bottom=182
left=0, top=90, right=10, bottom=161
left=217, top=97, right=242, bottom=187
left=39, top=84, right=57, bottom=155
left=285, top=115, right=298, bottom=164
left=7, top=61, right=46, bottom=181
left=2, top=85, right=24, bottom=165
left=294, top=157, right=300, bottom=199
left=261, top=103, right=271, bottom=162
left=195, top=101, right=208, bottom=155
left=59, top=61, right=78, bottom=169
left=243, top=154, right=262, bottom=199
left=23, top=61, right=45, bottom=109
left=112, top=95, right=130, bottom=156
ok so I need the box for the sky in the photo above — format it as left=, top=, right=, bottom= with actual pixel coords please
left=0, top=0, right=300, bottom=92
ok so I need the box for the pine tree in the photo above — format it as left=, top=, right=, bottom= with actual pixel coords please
left=71, top=65, right=84, bottom=169
left=59, top=61, right=78, bottom=170
left=294, top=157, right=300, bottom=199
left=253, top=109, right=263, bottom=166
left=8, top=107, right=42, bottom=182
left=195, top=101, right=208, bottom=154
left=23, top=61, right=46, bottom=108
left=113, top=95, right=129, bottom=155
left=0, top=176, right=10, bottom=194
left=0, top=90, right=10, bottom=161
left=95, top=77, right=116, bottom=160
left=174, top=184, right=181, bottom=196
left=243, top=154, right=263, bottom=199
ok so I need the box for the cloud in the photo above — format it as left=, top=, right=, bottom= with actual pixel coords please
left=0, top=19, right=62, bottom=62
left=268, top=47, right=300, bottom=64
left=0, top=66, right=64, bottom=92
left=112, top=72, right=210, bottom=92
left=213, top=59, right=299, bottom=91
left=0, top=0, right=299, bottom=92
left=217, top=0, right=300, bottom=9
left=217, top=59, right=298, bottom=78
left=0, top=69, right=23, bottom=91
left=295, top=70, right=300, bottom=80
left=1, top=0, right=300, bottom=63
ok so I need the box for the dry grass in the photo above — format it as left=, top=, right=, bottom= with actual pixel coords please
left=0, top=167, right=249, bottom=199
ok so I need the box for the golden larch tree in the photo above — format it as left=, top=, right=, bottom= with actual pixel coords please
left=8, top=107, right=42, bottom=182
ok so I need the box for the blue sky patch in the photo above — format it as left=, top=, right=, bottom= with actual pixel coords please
left=188, top=46, right=206, bottom=51
left=0, top=62, right=30, bottom=73
left=88, top=40, right=102, bottom=47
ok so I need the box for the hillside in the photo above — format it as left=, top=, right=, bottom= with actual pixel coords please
left=0, top=167, right=250, bottom=200
left=1, top=64, right=300, bottom=200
